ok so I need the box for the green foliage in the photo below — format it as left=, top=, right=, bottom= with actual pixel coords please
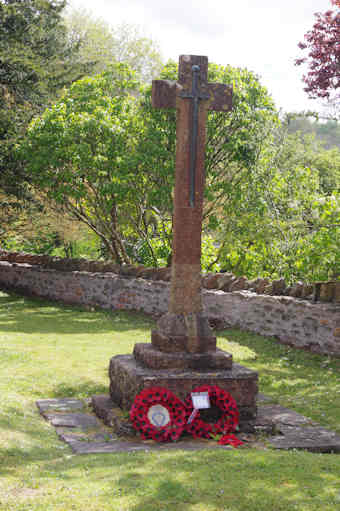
left=20, top=63, right=143, bottom=263
left=201, top=235, right=221, bottom=272
left=51, top=230, right=101, bottom=260
left=313, top=147, right=340, bottom=193
left=0, top=0, right=70, bottom=105
left=0, top=196, right=101, bottom=259
left=0, top=0, right=86, bottom=196
left=216, top=126, right=340, bottom=282
left=285, top=115, right=340, bottom=193
left=20, top=60, right=278, bottom=268
left=293, top=194, right=340, bottom=280
left=134, top=220, right=172, bottom=267
left=3, top=229, right=58, bottom=255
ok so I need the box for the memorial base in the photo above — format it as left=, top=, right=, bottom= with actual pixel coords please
left=134, top=343, right=233, bottom=370
left=109, top=354, right=258, bottom=429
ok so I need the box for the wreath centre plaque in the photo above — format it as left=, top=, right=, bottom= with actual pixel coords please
left=147, top=404, right=170, bottom=427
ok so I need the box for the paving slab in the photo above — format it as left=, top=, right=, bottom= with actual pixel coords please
left=269, top=425, right=340, bottom=453
left=55, top=426, right=117, bottom=444
left=257, top=404, right=316, bottom=426
left=45, top=412, right=101, bottom=429
left=36, top=398, right=85, bottom=414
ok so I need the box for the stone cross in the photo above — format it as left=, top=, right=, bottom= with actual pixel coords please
left=110, top=58, right=257, bottom=415
left=150, top=55, right=232, bottom=363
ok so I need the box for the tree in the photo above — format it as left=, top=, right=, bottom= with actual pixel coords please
left=20, top=63, right=143, bottom=264
left=215, top=125, right=340, bottom=282
left=295, top=0, right=340, bottom=110
left=19, top=60, right=279, bottom=266
left=0, top=0, right=87, bottom=196
left=64, top=7, right=163, bottom=83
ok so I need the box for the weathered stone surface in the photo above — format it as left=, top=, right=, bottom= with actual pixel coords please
left=91, top=394, right=136, bottom=436
left=202, top=273, right=223, bottom=290
left=255, top=404, right=313, bottom=427
left=118, top=264, right=138, bottom=276
left=109, top=354, right=258, bottom=424
left=2, top=247, right=332, bottom=304
left=45, top=412, right=101, bottom=429
left=151, top=267, right=171, bottom=281
left=247, top=279, right=257, bottom=292
left=269, top=425, right=340, bottom=453
left=154, top=56, right=227, bottom=325
left=301, top=284, right=313, bottom=299
left=255, top=402, right=340, bottom=451
left=271, top=278, right=286, bottom=296
left=151, top=312, right=216, bottom=354
left=218, top=273, right=236, bottom=292
left=36, top=398, right=85, bottom=414
left=229, top=276, right=248, bottom=292
left=334, top=282, right=340, bottom=303
left=263, top=283, right=274, bottom=295
left=290, top=282, right=304, bottom=298
left=254, top=278, right=270, bottom=294
left=320, top=282, right=335, bottom=302
left=65, top=438, right=233, bottom=454
left=257, top=393, right=277, bottom=404
left=55, top=426, right=116, bottom=444
left=133, top=343, right=232, bottom=370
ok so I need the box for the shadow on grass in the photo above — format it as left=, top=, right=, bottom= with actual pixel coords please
left=0, top=445, right=67, bottom=476
left=0, top=291, right=155, bottom=335
left=112, top=449, right=340, bottom=511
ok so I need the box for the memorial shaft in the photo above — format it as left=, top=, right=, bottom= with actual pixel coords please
left=151, top=54, right=232, bottom=355
left=170, top=60, right=208, bottom=315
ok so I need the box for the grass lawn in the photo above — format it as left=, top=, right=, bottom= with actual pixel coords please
left=0, top=289, right=339, bottom=511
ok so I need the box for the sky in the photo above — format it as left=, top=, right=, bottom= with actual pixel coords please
left=69, top=0, right=333, bottom=114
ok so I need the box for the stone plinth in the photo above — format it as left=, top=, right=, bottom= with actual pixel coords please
left=133, top=343, right=232, bottom=370
left=109, top=354, right=258, bottom=425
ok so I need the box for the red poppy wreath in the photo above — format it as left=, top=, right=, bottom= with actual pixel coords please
left=130, top=386, right=187, bottom=442
left=185, top=385, right=240, bottom=439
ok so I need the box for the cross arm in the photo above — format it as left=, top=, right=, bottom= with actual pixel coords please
left=152, top=79, right=232, bottom=112
left=206, top=83, right=232, bottom=112
left=152, top=79, right=178, bottom=109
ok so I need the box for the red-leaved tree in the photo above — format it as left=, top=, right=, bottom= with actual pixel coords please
left=296, top=0, right=340, bottom=106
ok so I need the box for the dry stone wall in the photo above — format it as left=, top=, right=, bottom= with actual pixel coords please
left=0, top=256, right=339, bottom=357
